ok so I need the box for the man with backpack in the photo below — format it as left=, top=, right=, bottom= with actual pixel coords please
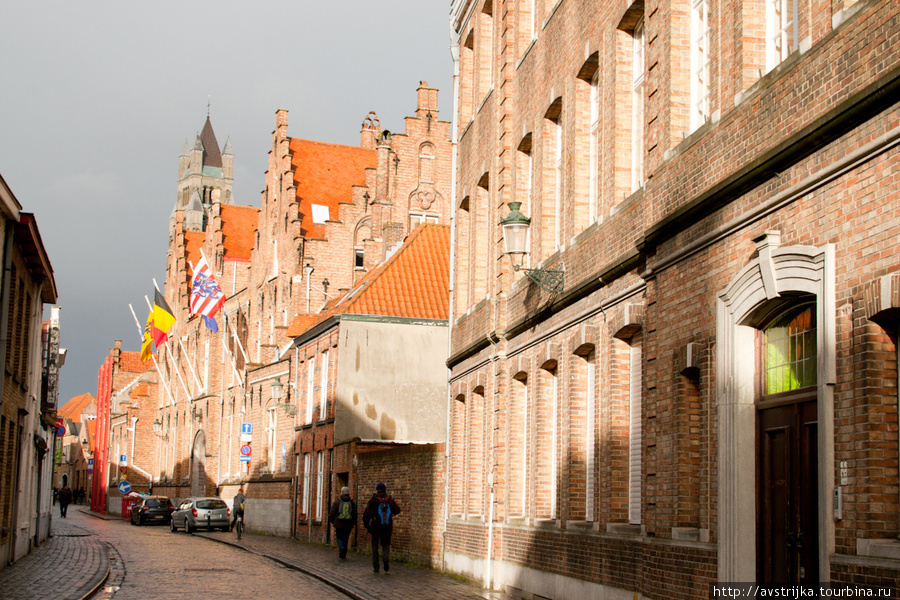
left=362, top=482, right=401, bottom=573
left=328, top=486, right=357, bottom=559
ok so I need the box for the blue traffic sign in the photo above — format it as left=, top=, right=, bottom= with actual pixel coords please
left=118, top=481, right=131, bottom=494
left=241, top=423, right=252, bottom=435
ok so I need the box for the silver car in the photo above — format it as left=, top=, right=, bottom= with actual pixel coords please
left=170, top=497, right=230, bottom=533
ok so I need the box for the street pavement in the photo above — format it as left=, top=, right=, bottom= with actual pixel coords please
left=0, top=507, right=512, bottom=600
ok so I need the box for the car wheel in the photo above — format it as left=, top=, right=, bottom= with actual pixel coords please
left=186, top=521, right=194, bottom=534
left=170, top=519, right=176, bottom=532
left=136, top=516, right=142, bottom=526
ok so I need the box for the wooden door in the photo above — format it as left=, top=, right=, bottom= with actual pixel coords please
left=757, top=399, right=818, bottom=584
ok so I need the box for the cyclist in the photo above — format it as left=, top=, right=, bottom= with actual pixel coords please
left=230, top=487, right=245, bottom=532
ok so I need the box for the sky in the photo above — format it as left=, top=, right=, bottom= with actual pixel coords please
left=0, top=2, right=455, bottom=408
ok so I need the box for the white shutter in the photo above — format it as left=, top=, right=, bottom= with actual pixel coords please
left=550, top=371, right=558, bottom=519
left=629, top=341, right=642, bottom=524
left=586, top=359, right=596, bottom=522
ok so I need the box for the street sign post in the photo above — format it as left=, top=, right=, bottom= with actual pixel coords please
left=240, top=444, right=251, bottom=463
left=118, top=481, right=131, bottom=494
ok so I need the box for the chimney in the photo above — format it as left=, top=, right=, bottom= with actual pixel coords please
left=416, top=81, right=438, bottom=119
left=360, top=111, right=380, bottom=149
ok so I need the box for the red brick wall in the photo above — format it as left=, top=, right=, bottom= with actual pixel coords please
left=355, top=443, right=445, bottom=567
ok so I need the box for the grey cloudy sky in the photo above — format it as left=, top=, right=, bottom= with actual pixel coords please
left=0, top=1, right=454, bottom=408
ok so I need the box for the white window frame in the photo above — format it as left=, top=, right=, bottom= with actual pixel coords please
left=319, top=350, right=329, bottom=419
left=628, top=341, right=642, bottom=525
left=690, top=0, right=710, bottom=132
left=305, top=355, right=316, bottom=424
left=631, top=20, right=645, bottom=193
left=554, top=119, right=563, bottom=250
left=550, top=369, right=558, bottom=519
left=766, top=0, right=799, bottom=72
left=302, top=453, right=311, bottom=515
left=315, top=451, right=325, bottom=521
left=586, top=357, right=596, bottom=522
left=589, top=71, right=600, bottom=223
left=267, top=407, right=276, bottom=470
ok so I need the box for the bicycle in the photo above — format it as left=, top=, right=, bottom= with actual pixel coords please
left=235, top=503, right=244, bottom=540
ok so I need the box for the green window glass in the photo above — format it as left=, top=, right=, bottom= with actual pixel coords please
left=763, top=304, right=817, bottom=394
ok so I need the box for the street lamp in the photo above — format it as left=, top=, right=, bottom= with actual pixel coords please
left=500, top=201, right=565, bottom=293
left=152, top=419, right=168, bottom=441
left=272, top=379, right=296, bottom=416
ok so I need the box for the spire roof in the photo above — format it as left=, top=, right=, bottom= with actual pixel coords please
left=200, top=116, right=223, bottom=168
left=222, top=136, right=233, bottom=156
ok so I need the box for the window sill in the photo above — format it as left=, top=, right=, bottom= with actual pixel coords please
left=606, top=522, right=644, bottom=536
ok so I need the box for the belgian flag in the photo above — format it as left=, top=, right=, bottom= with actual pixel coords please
left=150, top=289, right=176, bottom=346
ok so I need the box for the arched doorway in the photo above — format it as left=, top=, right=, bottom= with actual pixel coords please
left=190, top=430, right=207, bottom=498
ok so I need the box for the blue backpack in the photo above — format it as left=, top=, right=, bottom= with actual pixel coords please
left=376, top=496, right=392, bottom=525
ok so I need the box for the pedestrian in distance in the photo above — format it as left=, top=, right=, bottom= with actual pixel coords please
left=328, top=486, right=357, bottom=560
left=362, top=482, right=401, bottom=573
left=230, top=487, right=245, bottom=532
left=58, top=484, right=73, bottom=518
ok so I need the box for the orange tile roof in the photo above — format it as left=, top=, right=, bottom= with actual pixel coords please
left=220, top=204, right=258, bottom=260
left=290, top=138, right=375, bottom=239
left=119, top=350, right=153, bottom=374
left=286, top=314, right=320, bottom=338
left=184, top=231, right=205, bottom=272
left=58, top=393, right=95, bottom=423
left=307, top=224, right=449, bottom=331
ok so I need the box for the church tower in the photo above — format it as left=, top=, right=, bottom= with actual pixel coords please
left=172, top=115, right=234, bottom=233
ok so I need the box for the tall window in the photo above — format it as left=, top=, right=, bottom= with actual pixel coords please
left=628, top=334, right=643, bottom=525
left=508, top=375, right=528, bottom=518
left=315, top=451, right=325, bottom=521
left=450, top=396, right=466, bottom=516
left=536, top=361, right=558, bottom=519
left=305, top=355, right=316, bottom=424
left=690, top=0, right=711, bottom=131
left=766, top=0, right=799, bottom=72
left=302, top=453, right=311, bottom=515
left=267, top=407, right=276, bottom=469
left=589, top=71, right=600, bottom=222
left=554, top=119, right=563, bottom=249
left=631, top=20, right=645, bottom=193
left=319, top=350, right=329, bottom=419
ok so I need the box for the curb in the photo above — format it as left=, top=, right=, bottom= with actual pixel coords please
left=194, top=532, right=379, bottom=600
left=73, top=538, right=111, bottom=600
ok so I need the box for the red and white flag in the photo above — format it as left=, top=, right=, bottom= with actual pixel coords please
left=190, top=251, right=226, bottom=331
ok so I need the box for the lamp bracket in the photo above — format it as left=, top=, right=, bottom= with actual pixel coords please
left=515, top=265, right=565, bottom=294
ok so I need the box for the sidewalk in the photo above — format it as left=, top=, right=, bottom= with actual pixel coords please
left=193, top=528, right=510, bottom=600
left=0, top=508, right=110, bottom=600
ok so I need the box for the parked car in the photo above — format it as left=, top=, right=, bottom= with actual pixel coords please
left=170, top=497, right=230, bottom=533
left=130, top=496, right=175, bottom=526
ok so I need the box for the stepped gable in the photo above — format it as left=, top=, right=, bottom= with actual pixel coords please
left=289, top=138, right=375, bottom=239
left=118, top=350, right=153, bottom=374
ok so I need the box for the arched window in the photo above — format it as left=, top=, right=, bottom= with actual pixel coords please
left=762, top=303, right=817, bottom=395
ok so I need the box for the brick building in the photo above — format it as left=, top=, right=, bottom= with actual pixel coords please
left=0, top=175, right=60, bottom=568
left=288, top=223, right=450, bottom=551
left=55, top=392, right=96, bottom=500
left=135, top=83, right=453, bottom=537
left=447, top=0, right=900, bottom=597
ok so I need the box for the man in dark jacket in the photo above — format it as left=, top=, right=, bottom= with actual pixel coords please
left=58, top=484, right=73, bottom=518
left=328, top=486, right=357, bottom=559
left=362, top=482, right=401, bottom=573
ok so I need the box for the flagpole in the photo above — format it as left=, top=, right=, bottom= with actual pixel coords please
left=128, top=303, right=176, bottom=407
left=145, top=294, right=191, bottom=401
left=177, top=336, right=203, bottom=393
left=221, top=313, right=245, bottom=393
left=227, top=309, right=250, bottom=365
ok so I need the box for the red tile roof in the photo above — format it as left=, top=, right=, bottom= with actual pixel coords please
left=220, top=204, right=258, bottom=261
left=294, top=224, right=449, bottom=338
left=289, top=138, right=376, bottom=239
left=119, top=350, right=153, bottom=374
left=184, top=231, right=205, bottom=271
left=286, top=314, right=320, bottom=338
left=58, top=393, right=95, bottom=423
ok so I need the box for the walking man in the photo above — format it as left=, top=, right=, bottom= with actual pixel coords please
left=58, top=484, right=73, bottom=518
left=328, top=486, right=357, bottom=559
left=363, top=482, right=401, bottom=573
left=230, top=487, right=245, bottom=531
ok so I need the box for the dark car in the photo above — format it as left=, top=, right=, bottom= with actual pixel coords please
left=130, top=496, right=175, bottom=526
left=170, top=497, right=230, bottom=533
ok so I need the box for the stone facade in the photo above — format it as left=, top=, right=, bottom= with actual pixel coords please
left=447, top=0, right=900, bottom=597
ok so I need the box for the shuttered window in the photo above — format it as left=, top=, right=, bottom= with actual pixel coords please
left=629, top=338, right=642, bottom=525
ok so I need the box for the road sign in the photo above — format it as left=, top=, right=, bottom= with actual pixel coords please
left=241, top=423, right=252, bottom=434
left=56, top=426, right=65, bottom=436
left=118, top=481, right=131, bottom=494
left=120, top=454, right=127, bottom=463
left=88, top=458, right=94, bottom=466
left=119, top=466, right=127, bottom=475
left=240, top=444, right=251, bottom=462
